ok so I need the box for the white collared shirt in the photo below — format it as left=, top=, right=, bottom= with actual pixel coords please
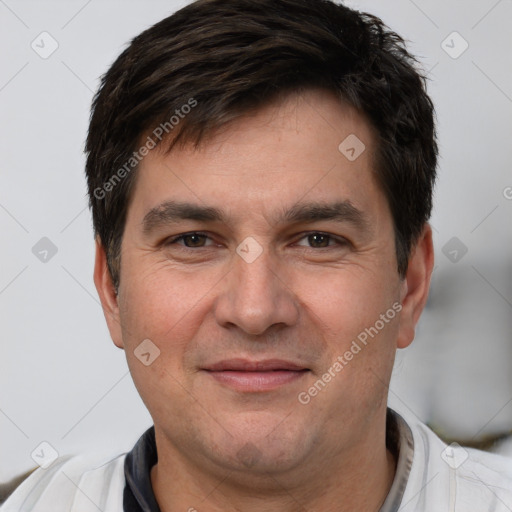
left=3, top=409, right=512, bottom=511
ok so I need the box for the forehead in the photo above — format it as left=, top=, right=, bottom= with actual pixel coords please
left=128, top=89, right=388, bottom=229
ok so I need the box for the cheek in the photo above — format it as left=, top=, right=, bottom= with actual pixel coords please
left=117, top=264, right=216, bottom=417
left=295, top=265, right=397, bottom=342
left=294, top=265, right=400, bottom=410
left=118, top=258, right=223, bottom=349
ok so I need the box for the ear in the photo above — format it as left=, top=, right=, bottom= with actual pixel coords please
left=93, top=237, right=124, bottom=349
left=396, top=223, right=434, bottom=349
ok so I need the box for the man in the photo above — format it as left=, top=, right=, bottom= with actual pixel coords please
left=3, top=0, right=512, bottom=510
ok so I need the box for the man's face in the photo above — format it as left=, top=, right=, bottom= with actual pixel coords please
left=98, top=89, right=416, bottom=475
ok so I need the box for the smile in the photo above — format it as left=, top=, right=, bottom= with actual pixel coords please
left=202, top=359, right=310, bottom=392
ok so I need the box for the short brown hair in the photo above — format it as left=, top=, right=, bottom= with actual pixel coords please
left=85, top=0, right=437, bottom=290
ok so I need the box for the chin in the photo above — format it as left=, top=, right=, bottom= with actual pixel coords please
left=209, top=417, right=314, bottom=475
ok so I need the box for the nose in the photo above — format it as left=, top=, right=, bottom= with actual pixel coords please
left=213, top=242, right=299, bottom=336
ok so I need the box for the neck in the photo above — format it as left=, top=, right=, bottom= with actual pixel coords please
left=150, top=413, right=397, bottom=512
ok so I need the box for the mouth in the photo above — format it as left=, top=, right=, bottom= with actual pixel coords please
left=202, top=359, right=310, bottom=392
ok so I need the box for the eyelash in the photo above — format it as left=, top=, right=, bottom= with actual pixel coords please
left=165, top=232, right=216, bottom=248
left=164, top=231, right=349, bottom=249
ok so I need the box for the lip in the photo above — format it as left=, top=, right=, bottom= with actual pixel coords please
left=204, top=358, right=308, bottom=372
left=202, top=359, right=309, bottom=392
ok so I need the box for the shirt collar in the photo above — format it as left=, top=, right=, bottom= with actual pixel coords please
left=123, top=425, right=160, bottom=512
left=379, top=408, right=415, bottom=512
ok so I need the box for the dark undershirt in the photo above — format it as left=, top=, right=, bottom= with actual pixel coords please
left=123, top=408, right=413, bottom=512
left=124, top=426, right=161, bottom=512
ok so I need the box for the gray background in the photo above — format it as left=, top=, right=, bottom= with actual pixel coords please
left=1, top=0, right=511, bottom=480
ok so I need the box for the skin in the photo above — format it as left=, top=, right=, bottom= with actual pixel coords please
left=95, top=88, right=434, bottom=512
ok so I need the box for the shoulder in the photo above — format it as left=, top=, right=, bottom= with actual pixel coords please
left=455, top=446, right=512, bottom=510
left=1, top=452, right=127, bottom=512
left=397, top=409, right=512, bottom=511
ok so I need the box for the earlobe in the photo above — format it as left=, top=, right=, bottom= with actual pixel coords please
left=93, top=237, right=124, bottom=349
left=396, top=224, right=434, bottom=349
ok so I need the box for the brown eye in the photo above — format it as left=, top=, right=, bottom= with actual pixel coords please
left=182, top=234, right=207, bottom=247
left=166, top=232, right=212, bottom=248
left=295, top=232, right=349, bottom=250
left=307, top=233, right=331, bottom=248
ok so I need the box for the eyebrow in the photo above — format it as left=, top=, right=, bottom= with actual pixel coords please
left=141, top=200, right=370, bottom=236
left=282, top=201, right=370, bottom=232
left=142, top=201, right=224, bottom=235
